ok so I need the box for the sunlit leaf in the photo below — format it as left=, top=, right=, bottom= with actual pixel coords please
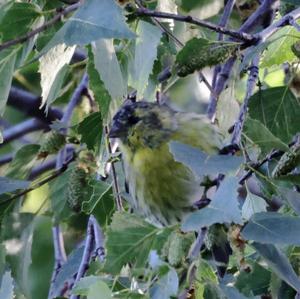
left=92, top=39, right=126, bottom=99
left=128, top=21, right=162, bottom=98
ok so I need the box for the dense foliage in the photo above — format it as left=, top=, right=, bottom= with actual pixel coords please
left=0, top=0, right=300, bottom=298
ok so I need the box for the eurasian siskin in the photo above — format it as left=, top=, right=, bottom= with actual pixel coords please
left=109, top=100, right=223, bottom=225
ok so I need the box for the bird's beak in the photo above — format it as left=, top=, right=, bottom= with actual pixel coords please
left=109, top=121, right=127, bottom=138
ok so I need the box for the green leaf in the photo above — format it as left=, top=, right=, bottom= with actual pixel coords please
left=87, top=280, right=112, bottom=299
left=87, top=47, right=112, bottom=120
left=279, top=188, right=300, bottom=215
left=252, top=242, right=300, bottom=292
left=149, top=267, right=179, bottom=299
left=43, top=0, right=134, bottom=52
left=6, top=144, right=40, bottom=179
left=220, top=285, right=253, bottom=299
left=49, top=163, right=75, bottom=221
left=242, top=212, right=300, bottom=245
left=128, top=21, right=162, bottom=98
left=182, top=177, right=242, bottom=232
left=248, top=87, right=300, bottom=143
left=29, top=216, right=54, bottom=299
left=235, top=261, right=271, bottom=296
left=0, top=2, right=41, bottom=42
left=0, top=177, right=30, bottom=195
left=260, top=25, right=300, bottom=68
left=92, top=39, right=126, bottom=99
left=77, top=112, right=103, bottom=151
left=82, top=180, right=112, bottom=214
left=0, top=271, right=14, bottom=299
left=0, top=48, right=17, bottom=116
left=169, top=141, right=242, bottom=177
left=72, top=276, right=101, bottom=296
left=103, top=212, right=171, bottom=274
left=39, top=44, right=75, bottom=110
left=243, top=118, right=289, bottom=154
left=241, top=193, right=267, bottom=221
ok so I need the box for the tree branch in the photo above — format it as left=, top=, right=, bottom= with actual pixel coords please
left=207, top=0, right=279, bottom=120
left=134, top=7, right=256, bottom=43
left=231, top=54, right=260, bottom=145
left=48, top=226, right=67, bottom=299
left=70, top=218, right=95, bottom=299
left=8, top=87, right=63, bottom=123
left=0, top=3, right=81, bottom=52
left=1, top=118, right=48, bottom=146
left=212, top=0, right=236, bottom=90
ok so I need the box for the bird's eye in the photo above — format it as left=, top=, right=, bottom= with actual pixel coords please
left=127, top=115, right=140, bottom=126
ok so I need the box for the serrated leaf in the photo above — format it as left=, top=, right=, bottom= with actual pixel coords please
left=128, top=21, right=162, bottom=98
left=77, top=112, right=102, bottom=151
left=261, top=24, right=300, bottom=68
left=39, top=44, right=75, bottom=110
left=182, top=177, right=242, bottom=232
left=149, top=267, right=179, bottom=299
left=0, top=2, right=41, bottom=42
left=242, top=193, right=267, bottom=220
left=0, top=177, right=30, bottom=195
left=0, top=48, right=17, bottom=116
left=235, top=261, right=271, bottom=296
left=87, top=280, right=112, bottom=299
left=243, top=118, right=289, bottom=154
left=103, top=212, right=171, bottom=274
left=169, top=141, right=242, bottom=177
left=82, top=180, right=111, bottom=214
left=242, top=212, right=300, bottom=245
left=279, top=187, right=300, bottom=215
left=0, top=271, right=14, bottom=299
left=6, top=144, right=40, bottom=179
left=49, top=163, right=75, bottom=221
left=220, top=285, right=253, bottom=299
left=72, top=276, right=101, bottom=296
left=92, top=39, right=126, bottom=99
left=42, top=0, right=134, bottom=52
left=252, top=242, right=300, bottom=292
left=87, top=47, right=111, bottom=120
left=248, top=87, right=300, bottom=143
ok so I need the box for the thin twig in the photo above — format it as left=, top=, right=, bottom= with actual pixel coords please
left=70, top=218, right=95, bottom=299
left=105, top=125, right=123, bottom=211
left=231, top=54, right=260, bottom=145
left=207, top=0, right=279, bottom=120
left=134, top=1, right=215, bottom=98
left=211, top=0, right=236, bottom=90
left=90, top=215, right=105, bottom=262
left=134, top=7, right=256, bottom=43
left=48, top=226, right=67, bottom=299
left=48, top=73, right=89, bottom=298
left=6, top=154, right=76, bottom=202
left=187, top=228, right=207, bottom=261
left=0, top=3, right=81, bottom=52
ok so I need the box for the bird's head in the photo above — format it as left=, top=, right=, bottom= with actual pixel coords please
left=109, top=101, right=177, bottom=149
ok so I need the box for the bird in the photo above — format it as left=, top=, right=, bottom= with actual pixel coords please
left=109, top=100, right=223, bottom=226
